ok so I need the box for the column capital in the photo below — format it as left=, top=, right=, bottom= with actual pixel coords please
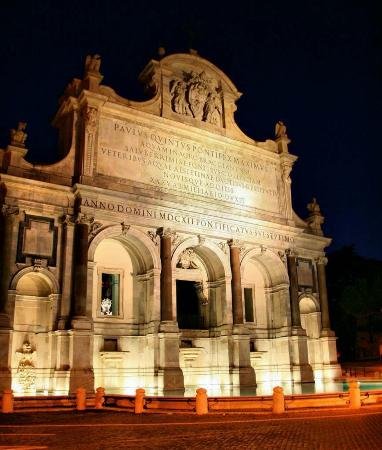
left=75, top=213, right=94, bottom=226
left=1, top=204, right=20, bottom=218
left=228, top=238, right=244, bottom=248
left=285, top=248, right=298, bottom=257
left=316, top=256, right=328, bottom=266
left=157, top=227, right=173, bottom=238
left=60, top=214, right=75, bottom=227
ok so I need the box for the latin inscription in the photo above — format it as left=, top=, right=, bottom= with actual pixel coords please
left=82, top=198, right=294, bottom=244
left=97, top=118, right=280, bottom=212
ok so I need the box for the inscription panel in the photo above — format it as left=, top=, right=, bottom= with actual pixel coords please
left=97, top=117, right=280, bottom=213
left=81, top=198, right=294, bottom=245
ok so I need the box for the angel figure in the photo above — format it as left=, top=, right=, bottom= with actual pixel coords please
left=275, top=121, right=287, bottom=139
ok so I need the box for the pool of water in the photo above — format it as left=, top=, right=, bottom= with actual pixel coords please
left=178, top=380, right=382, bottom=397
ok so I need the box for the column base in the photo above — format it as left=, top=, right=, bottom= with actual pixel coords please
left=230, top=366, right=256, bottom=392
left=291, top=364, right=314, bottom=383
left=320, top=328, right=336, bottom=337
left=70, top=316, right=92, bottom=331
left=0, top=330, right=11, bottom=390
left=0, top=313, right=11, bottom=329
left=69, top=369, right=95, bottom=394
left=159, top=368, right=185, bottom=396
left=159, top=320, right=179, bottom=333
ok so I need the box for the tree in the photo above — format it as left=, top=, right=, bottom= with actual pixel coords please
left=327, top=246, right=382, bottom=361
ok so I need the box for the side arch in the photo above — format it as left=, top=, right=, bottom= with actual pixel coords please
left=88, top=225, right=161, bottom=271
left=10, top=266, right=60, bottom=295
left=240, top=247, right=289, bottom=288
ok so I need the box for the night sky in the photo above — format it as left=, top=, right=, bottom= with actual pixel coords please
left=1, top=1, right=381, bottom=259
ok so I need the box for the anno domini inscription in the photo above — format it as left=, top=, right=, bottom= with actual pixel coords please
left=97, top=117, right=280, bottom=212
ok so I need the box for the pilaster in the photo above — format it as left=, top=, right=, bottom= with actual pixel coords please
left=228, top=239, right=244, bottom=325
left=316, top=256, right=334, bottom=336
left=286, top=249, right=301, bottom=328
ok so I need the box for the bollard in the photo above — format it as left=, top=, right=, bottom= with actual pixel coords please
left=195, top=388, right=208, bottom=415
left=348, top=380, right=361, bottom=409
left=76, top=387, right=87, bottom=411
left=272, top=386, right=285, bottom=414
left=135, top=388, right=145, bottom=414
left=95, top=387, right=105, bottom=409
left=2, top=389, right=14, bottom=413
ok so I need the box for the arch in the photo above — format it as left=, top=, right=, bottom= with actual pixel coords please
left=241, top=247, right=289, bottom=288
left=10, top=267, right=60, bottom=295
left=88, top=225, right=160, bottom=272
left=298, top=294, right=320, bottom=314
left=172, top=236, right=230, bottom=281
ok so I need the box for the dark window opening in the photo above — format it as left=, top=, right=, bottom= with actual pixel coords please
left=100, top=273, right=120, bottom=316
left=103, top=338, right=118, bottom=352
left=244, top=287, right=254, bottom=322
left=176, top=280, right=207, bottom=329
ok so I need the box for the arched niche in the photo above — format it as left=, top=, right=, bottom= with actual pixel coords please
left=11, top=268, right=59, bottom=332
left=299, top=295, right=321, bottom=339
left=172, top=237, right=230, bottom=329
left=241, top=248, right=289, bottom=330
left=89, top=225, right=159, bottom=326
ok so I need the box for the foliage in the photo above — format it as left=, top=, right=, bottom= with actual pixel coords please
left=327, top=246, right=382, bottom=360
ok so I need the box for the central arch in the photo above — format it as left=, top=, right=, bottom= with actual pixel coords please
left=88, top=225, right=160, bottom=394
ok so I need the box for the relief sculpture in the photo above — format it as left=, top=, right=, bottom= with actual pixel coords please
left=170, top=71, right=223, bottom=127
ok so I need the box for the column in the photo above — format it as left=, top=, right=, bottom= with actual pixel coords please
left=157, top=228, right=184, bottom=394
left=286, top=249, right=301, bottom=328
left=316, top=256, right=331, bottom=331
left=228, top=240, right=255, bottom=393
left=68, top=213, right=94, bottom=393
left=228, top=239, right=243, bottom=325
left=0, top=205, right=20, bottom=390
left=158, top=228, right=173, bottom=322
left=286, top=250, right=313, bottom=382
left=0, top=205, right=20, bottom=327
left=71, top=214, right=91, bottom=325
left=57, top=215, right=75, bottom=329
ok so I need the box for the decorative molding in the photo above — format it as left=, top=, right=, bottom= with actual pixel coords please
left=147, top=230, right=159, bottom=246
left=120, top=221, right=130, bottom=236
left=2, top=205, right=20, bottom=217
left=32, top=258, right=47, bottom=272
left=84, top=107, right=98, bottom=135
left=177, top=248, right=199, bottom=269
left=197, top=234, right=206, bottom=246
left=218, top=241, right=228, bottom=254
left=16, top=214, right=58, bottom=267
left=316, top=256, right=328, bottom=266
left=278, top=251, right=287, bottom=264
left=89, top=221, right=103, bottom=239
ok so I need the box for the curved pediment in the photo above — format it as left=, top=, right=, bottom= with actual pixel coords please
left=138, top=52, right=253, bottom=143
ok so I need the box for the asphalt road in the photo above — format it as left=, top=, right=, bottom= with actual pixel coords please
left=1, top=407, right=382, bottom=449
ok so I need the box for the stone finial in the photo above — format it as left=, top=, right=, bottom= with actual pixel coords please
left=275, top=121, right=287, bottom=139
left=82, top=54, right=103, bottom=91
left=306, top=197, right=324, bottom=236
left=10, top=122, right=27, bottom=147
left=158, top=47, right=166, bottom=58
left=85, top=54, right=101, bottom=73
left=275, top=121, right=291, bottom=153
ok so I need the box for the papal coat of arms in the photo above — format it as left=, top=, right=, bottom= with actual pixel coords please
left=170, top=71, right=223, bottom=127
